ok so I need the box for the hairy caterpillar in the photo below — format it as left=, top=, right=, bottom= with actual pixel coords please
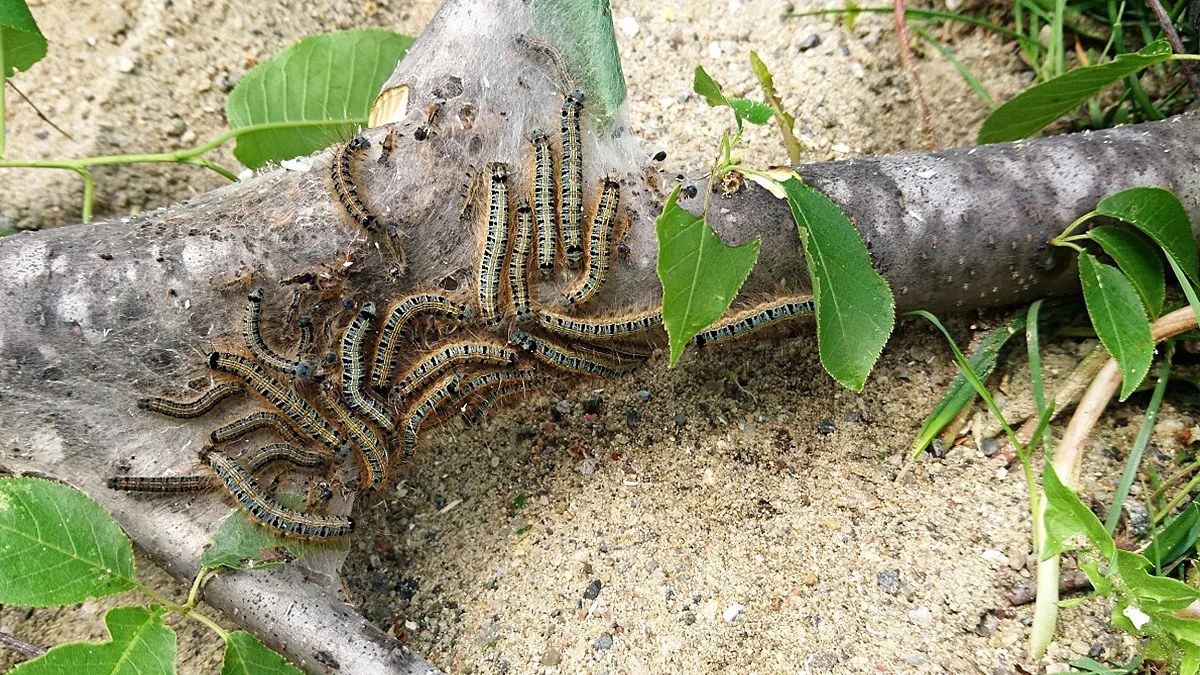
left=340, top=303, right=394, bottom=431
left=508, top=329, right=626, bottom=378
left=107, top=443, right=328, bottom=493
left=400, top=373, right=462, bottom=462
left=509, top=199, right=535, bottom=322
left=137, top=382, right=245, bottom=419
left=537, top=309, right=661, bottom=341
left=317, top=380, right=388, bottom=491
left=562, top=178, right=619, bottom=308
left=205, top=449, right=354, bottom=539
left=331, top=136, right=379, bottom=233
left=371, top=294, right=473, bottom=392
left=559, top=90, right=586, bottom=267
left=244, top=288, right=313, bottom=379
left=392, top=342, right=517, bottom=399
left=209, top=411, right=306, bottom=446
left=693, top=298, right=815, bottom=348
left=528, top=129, right=557, bottom=275
left=478, top=162, right=510, bottom=328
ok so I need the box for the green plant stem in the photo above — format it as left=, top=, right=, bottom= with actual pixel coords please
left=1149, top=459, right=1200, bottom=504
left=1, top=30, right=7, bottom=159
left=186, top=567, right=208, bottom=609
left=1050, top=0, right=1066, bottom=78
left=1154, top=470, right=1200, bottom=523
left=1103, top=342, right=1174, bottom=533
left=1026, top=300, right=1051, bottom=454
left=1055, top=211, right=1098, bottom=241
left=134, top=580, right=229, bottom=640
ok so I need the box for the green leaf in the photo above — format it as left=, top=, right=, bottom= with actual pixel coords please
left=225, top=30, right=415, bottom=169
left=0, top=477, right=136, bottom=606
left=202, top=492, right=345, bottom=571
left=1085, top=226, right=1165, bottom=318
left=10, top=606, right=175, bottom=675
left=532, top=0, right=626, bottom=122
left=1145, top=503, right=1200, bottom=572
left=656, top=184, right=760, bottom=366
left=1077, top=253, right=1153, bottom=400
left=780, top=176, right=894, bottom=391
left=728, top=98, right=774, bottom=125
left=1041, top=462, right=1116, bottom=560
left=222, top=631, right=304, bottom=675
left=1113, top=549, right=1200, bottom=613
left=977, top=40, right=1174, bottom=143
left=909, top=313, right=1025, bottom=457
left=0, top=0, right=47, bottom=77
left=692, top=65, right=728, bottom=107
left=749, top=51, right=801, bottom=163
left=1096, top=187, right=1199, bottom=285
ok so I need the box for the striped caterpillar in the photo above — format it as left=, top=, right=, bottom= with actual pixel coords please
left=528, top=129, right=557, bottom=275
left=371, top=294, right=473, bottom=392
left=478, top=163, right=511, bottom=328
left=331, top=136, right=380, bottom=233
left=694, top=298, right=815, bottom=348
left=509, top=199, right=535, bottom=322
left=243, top=287, right=313, bottom=379
left=563, top=178, right=620, bottom=308
left=537, top=309, right=662, bottom=341
left=508, top=329, right=627, bottom=379
left=107, top=443, right=328, bottom=493
left=137, top=382, right=245, bottom=419
left=391, top=342, right=517, bottom=399
left=559, top=90, right=586, bottom=267
left=340, top=303, right=394, bottom=431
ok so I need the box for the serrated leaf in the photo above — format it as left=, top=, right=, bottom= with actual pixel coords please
left=693, top=65, right=728, bottom=107
left=1096, top=187, right=1199, bottom=285
left=1041, top=463, right=1116, bottom=560
left=1086, top=226, right=1165, bottom=317
left=909, top=313, right=1025, bottom=456
left=0, top=477, right=136, bottom=606
left=1078, top=253, right=1153, bottom=401
left=729, top=98, right=774, bottom=125
left=10, top=606, right=175, bottom=675
left=202, top=491, right=345, bottom=571
left=222, top=631, right=304, bottom=675
left=779, top=176, right=894, bottom=391
left=978, top=40, right=1174, bottom=143
left=656, top=184, right=760, bottom=367
left=532, top=0, right=626, bottom=122
left=749, top=51, right=801, bottom=163
left=226, top=30, right=414, bottom=169
left=0, top=0, right=47, bottom=77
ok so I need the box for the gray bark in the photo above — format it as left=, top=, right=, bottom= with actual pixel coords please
left=1, top=0, right=1198, bottom=672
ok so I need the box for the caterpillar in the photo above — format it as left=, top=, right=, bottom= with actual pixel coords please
left=392, top=342, right=517, bottom=399
left=515, top=33, right=575, bottom=93
left=205, top=449, right=354, bottom=539
left=137, top=382, right=245, bottom=419
left=317, top=380, right=388, bottom=491
left=243, top=287, right=313, bottom=379
left=537, top=309, right=662, bottom=341
left=562, top=178, right=620, bottom=308
left=209, top=411, right=305, bottom=446
left=456, top=369, right=558, bottom=425
left=207, top=352, right=344, bottom=451
left=340, top=303, right=395, bottom=431
left=509, top=199, right=534, bottom=323
left=297, top=315, right=314, bottom=358
left=371, top=294, right=473, bottom=392
left=693, top=298, right=816, bottom=348
left=528, top=129, right=557, bottom=275
left=559, top=90, right=586, bottom=267
left=331, top=136, right=379, bottom=233
left=508, top=329, right=626, bottom=378
left=478, top=162, right=510, bottom=328
left=106, top=443, right=328, bottom=494
left=400, top=373, right=462, bottom=462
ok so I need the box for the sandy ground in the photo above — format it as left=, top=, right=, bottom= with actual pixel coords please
left=2, top=0, right=1190, bottom=673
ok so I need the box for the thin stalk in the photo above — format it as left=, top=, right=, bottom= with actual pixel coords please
left=1050, top=0, right=1067, bottom=78
left=0, top=630, right=46, bottom=660
left=786, top=7, right=1041, bottom=48
left=1144, top=0, right=1200, bottom=97
left=1026, top=299, right=1052, bottom=453
left=1154, top=470, right=1200, bottom=522
left=134, top=580, right=229, bottom=639
left=1, top=29, right=7, bottom=159
left=912, top=25, right=996, bottom=109
left=1103, top=342, right=1174, bottom=533
left=1148, top=458, right=1200, bottom=504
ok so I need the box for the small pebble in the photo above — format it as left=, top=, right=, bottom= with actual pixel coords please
left=798, top=34, right=821, bottom=51
left=594, top=633, right=614, bottom=650
left=928, top=438, right=946, bottom=458
left=637, top=390, right=652, bottom=402
left=583, top=393, right=603, bottom=414
left=673, top=414, right=687, bottom=428
left=652, top=151, right=666, bottom=162
left=908, top=606, right=933, bottom=627
left=906, top=654, right=927, bottom=666
left=974, top=611, right=999, bottom=637
left=722, top=604, right=744, bottom=622
left=817, top=417, right=835, bottom=435
left=980, top=437, right=1000, bottom=457
left=842, top=411, right=864, bottom=423
left=626, top=409, right=642, bottom=427
left=116, top=56, right=136, bottom=73
left=683, top=613, right=696, bottom=625
left=583, top=579, right=602, bottom=600
left=1087, top=643, right=1104, bottom=658
left=877, top=569, right=901, bottom=595
left=540, top=648, right=562, bottom=666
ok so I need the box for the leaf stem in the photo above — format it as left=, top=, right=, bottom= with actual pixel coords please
left=134, top=580, right=229, bottom=640
left=1056, top=210, right=1098, bottom=241
left=1, top=30, right=7, bottom=159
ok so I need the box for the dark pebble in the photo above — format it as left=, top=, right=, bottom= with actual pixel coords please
left=798, top=33, right=821, bottom=51
left=433, top=494, right=447, bottom=510
left=980, top=437, right=1000, bottom=457
left=485, top=579, right=499, bottom=590
left=516, top=426, right=536, bottom=441
left=683, top=613, right=696, bottom=625
left=877, top=569, right=901, bottom=595
left=928, top=438, right=946, bottom=458
left=817, top=417, right=835, bottom=435
left=583, top=579, right=602, bottom=600
left=1088, top=643, right=1105, bottom=658
left=652, top=150, right=666, bottom=162
left=583, top=393, right=603, bottom=414
left=626, top=409, right=642, bottom=427
left=394, top=578, right=419, bottom=600
left=674, top=414, right=687, bottom=428
left=370, top=573, right=390, bottom=594
left=594, top=633, right=614, bottom=650
left=637, top=390, right=652, bottom=402
left=842, top=411, right=864, bottom=423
